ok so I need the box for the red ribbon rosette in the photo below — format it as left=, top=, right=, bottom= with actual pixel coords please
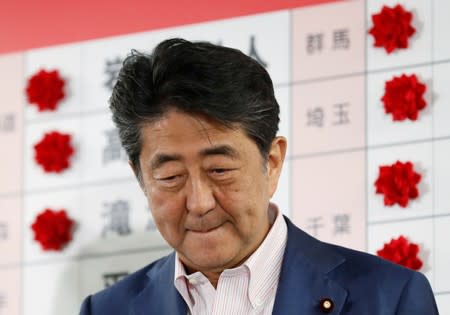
left=34, top=131, right=75, bottom=173
left=381, top=74, right=427, bottom=121
left=377, top=235, right=423, bottom=270
left=374, top=161, right=421, bottom=207
left=26, top=69, right=65, bottom=111
left=368, top=4, right=416, bottom=54
left=31, top=208, right=75, bottom=251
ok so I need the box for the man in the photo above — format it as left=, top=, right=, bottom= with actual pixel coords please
left=80, top=38, right=438, bottom=314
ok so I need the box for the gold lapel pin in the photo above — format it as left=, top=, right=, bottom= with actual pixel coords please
left=319, top=298, right=334, bottom=313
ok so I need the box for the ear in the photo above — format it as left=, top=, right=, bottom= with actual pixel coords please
left=267, top=136, right=287, bottom=198
left=129, top=160, right=147, bottom=195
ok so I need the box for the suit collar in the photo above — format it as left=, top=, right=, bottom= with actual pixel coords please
left=131, top=252, right=187, bottom=315
left=272, top=216, right=348, bottom=315
left=131, top=216, right=348, bottom=315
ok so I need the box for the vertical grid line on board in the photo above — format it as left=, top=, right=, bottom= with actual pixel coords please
left=363, top=0, right=368, bottom=253
left=20, top=50, right=26, bottom=315
left=78, top=41, right=84, bottom=306
left=430, top=0, right=436, bottom=292
left=288, top=8, right=293, bottom=220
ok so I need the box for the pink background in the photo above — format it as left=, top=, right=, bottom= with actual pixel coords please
left=0, top=53, right=24, bottom=195
left=292, top=75, right=365, bottom=155
left=292, top=0, right=365, bottom=81
left=292, top=151, right=366, bottom=251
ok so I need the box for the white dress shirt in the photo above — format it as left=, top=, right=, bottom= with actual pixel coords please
left=174, top=203, right=288, bottom=315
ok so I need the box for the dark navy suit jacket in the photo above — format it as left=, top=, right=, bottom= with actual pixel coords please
left=80, top=217, right=439, bottom=314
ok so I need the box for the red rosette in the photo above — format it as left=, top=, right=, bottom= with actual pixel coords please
left=381, top=74, right=427, bottom=121
left=31, top=208, right=75, bottom=251
left=26, top=69, right=65, bottom=111
left=368, top=4, right=416, bottom=54
left=377, top=235, right=423, bottom=270
left=34, top=131, right=75, bottom=173
left=374, top=161, right=421, bottom=207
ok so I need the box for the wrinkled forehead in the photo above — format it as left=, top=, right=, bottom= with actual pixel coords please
left=144, top=109, right=238, bottom=138
left=138, top=110, right=249, bottom=157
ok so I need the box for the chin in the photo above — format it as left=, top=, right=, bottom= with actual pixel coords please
left=185, top=249, right=238, bottom=271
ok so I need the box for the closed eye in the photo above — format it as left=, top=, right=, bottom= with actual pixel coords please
left=210, top=168, right=237, bottom=178
left=211, top=168, right=228, bottom=174
left=155, top=174, right=185, bottom=188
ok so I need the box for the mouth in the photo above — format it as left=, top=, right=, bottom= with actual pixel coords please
left=187, top=223, right=224, bottom=234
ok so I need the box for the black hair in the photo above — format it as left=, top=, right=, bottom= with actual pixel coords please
left=109, top=38, right=280, bottom=179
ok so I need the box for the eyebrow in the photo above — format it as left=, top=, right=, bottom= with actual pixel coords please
left=150, top=145, right=240, bottom=170
left=199, top=145, right=240, bottom=160
left=150, top=153, right=183, bottom=170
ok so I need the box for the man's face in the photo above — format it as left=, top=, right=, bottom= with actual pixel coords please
left=136, top=110, right=286, bottom=274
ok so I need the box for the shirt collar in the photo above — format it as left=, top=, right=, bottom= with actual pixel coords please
left=173, top=202, right=288, bottom=309
left=244, top=202, right=287, bottom=309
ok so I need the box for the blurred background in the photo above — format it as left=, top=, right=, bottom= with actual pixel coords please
left=0, top=0, right=449, bottom=314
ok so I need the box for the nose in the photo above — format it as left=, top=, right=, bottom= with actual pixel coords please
left=186, top=174, right=216, bottom=216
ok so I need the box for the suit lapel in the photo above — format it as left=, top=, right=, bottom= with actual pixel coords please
left=131, top=217, right=348, bottom=315
left=272, top=217, right=348, bottom=315
left=131, top=252, right=187, bottom=315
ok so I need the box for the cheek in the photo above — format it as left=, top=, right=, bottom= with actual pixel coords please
left=226, top=172, right=268, bottom=204
left=147, top=190, right=186, bottom=240
left=224, top=174, right=270, bottom=226
left=148, top=183, right=179, bottom=213
left=218, top=181, right=265, bottom=220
